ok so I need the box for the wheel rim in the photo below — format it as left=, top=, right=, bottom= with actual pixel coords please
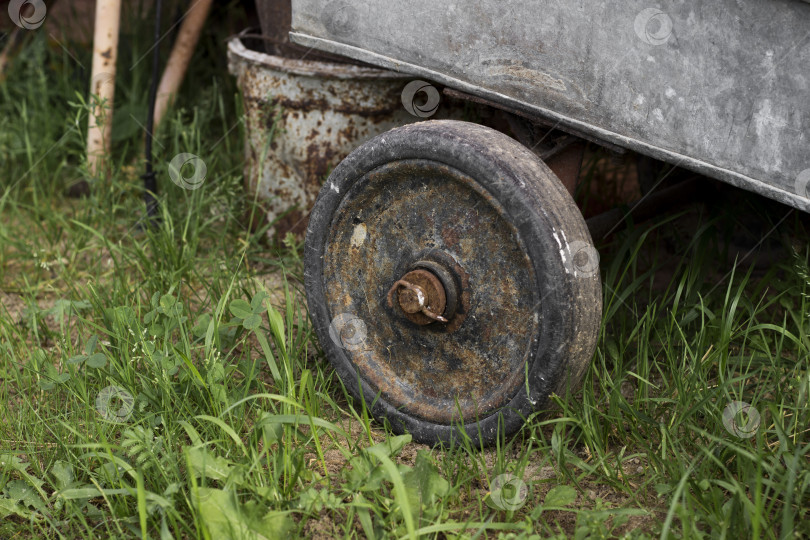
left=321, top=159, right=542, bottom=424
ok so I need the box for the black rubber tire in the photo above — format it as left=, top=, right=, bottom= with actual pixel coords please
left=305, top=120, right=601, bottom=446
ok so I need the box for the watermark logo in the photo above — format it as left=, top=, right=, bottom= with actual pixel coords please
left=794, top=169, right=810, bottom=199
left=489, top=473, right=528, bottom=511
left=401, top=80, right=441, bottom=118
left=328, top=313, right=367, bottom=351
left=634, top=8, right=673, bottom=46
left=168, top=153, right=207, bottom=190
left=95, top=385, right=135, bottom=423
left=722, top=400, right=761, bottom=439
left=564, top=240, right=600, bottom=278
left=321, top=1, right=358, bottom=37
left=8, top=0, right=47, bottom=30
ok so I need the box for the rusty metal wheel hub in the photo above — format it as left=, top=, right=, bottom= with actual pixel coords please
left=387, top=267, right=454, bottom=324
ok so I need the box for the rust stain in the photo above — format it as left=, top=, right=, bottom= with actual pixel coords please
left=440, top=225, right=460, bottom=248
left=274, top=208, right=308, bottom=235
left=245, top=95, right=401, bottom=118
left=304, top=142, right=338, bottom=185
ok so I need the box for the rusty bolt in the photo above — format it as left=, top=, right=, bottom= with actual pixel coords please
left=396, top=281, right=427, bottom=313
left=387, top=269, right=448, bottom=325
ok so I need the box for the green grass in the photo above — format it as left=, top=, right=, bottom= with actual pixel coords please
left=1, top=10, right=809, bottom=539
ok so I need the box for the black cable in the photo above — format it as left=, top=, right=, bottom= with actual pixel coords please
left=141, top=0, right=162, bottom=222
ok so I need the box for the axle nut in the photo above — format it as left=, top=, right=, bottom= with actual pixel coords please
left=387, top=269, right=448, bottom=325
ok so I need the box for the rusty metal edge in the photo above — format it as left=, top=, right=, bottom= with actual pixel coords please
left=288, top=32, right=810, bottom=215
left=228, top=36, right=412, bottom=80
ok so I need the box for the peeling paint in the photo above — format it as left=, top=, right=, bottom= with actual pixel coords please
left=350, top=222, right=366, bottom=247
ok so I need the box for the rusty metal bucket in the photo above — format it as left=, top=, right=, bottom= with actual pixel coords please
left=227, top=36, right=419, bottom=237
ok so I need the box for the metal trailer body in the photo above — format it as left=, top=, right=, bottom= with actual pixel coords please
left=290, top=0, right=810, bottom=211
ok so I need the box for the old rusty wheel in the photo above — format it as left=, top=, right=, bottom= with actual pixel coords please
left=304, top=120, right=601, bottom=446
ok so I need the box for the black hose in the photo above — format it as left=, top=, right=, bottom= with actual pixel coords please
left=141, top=0, right=162, bottom=222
